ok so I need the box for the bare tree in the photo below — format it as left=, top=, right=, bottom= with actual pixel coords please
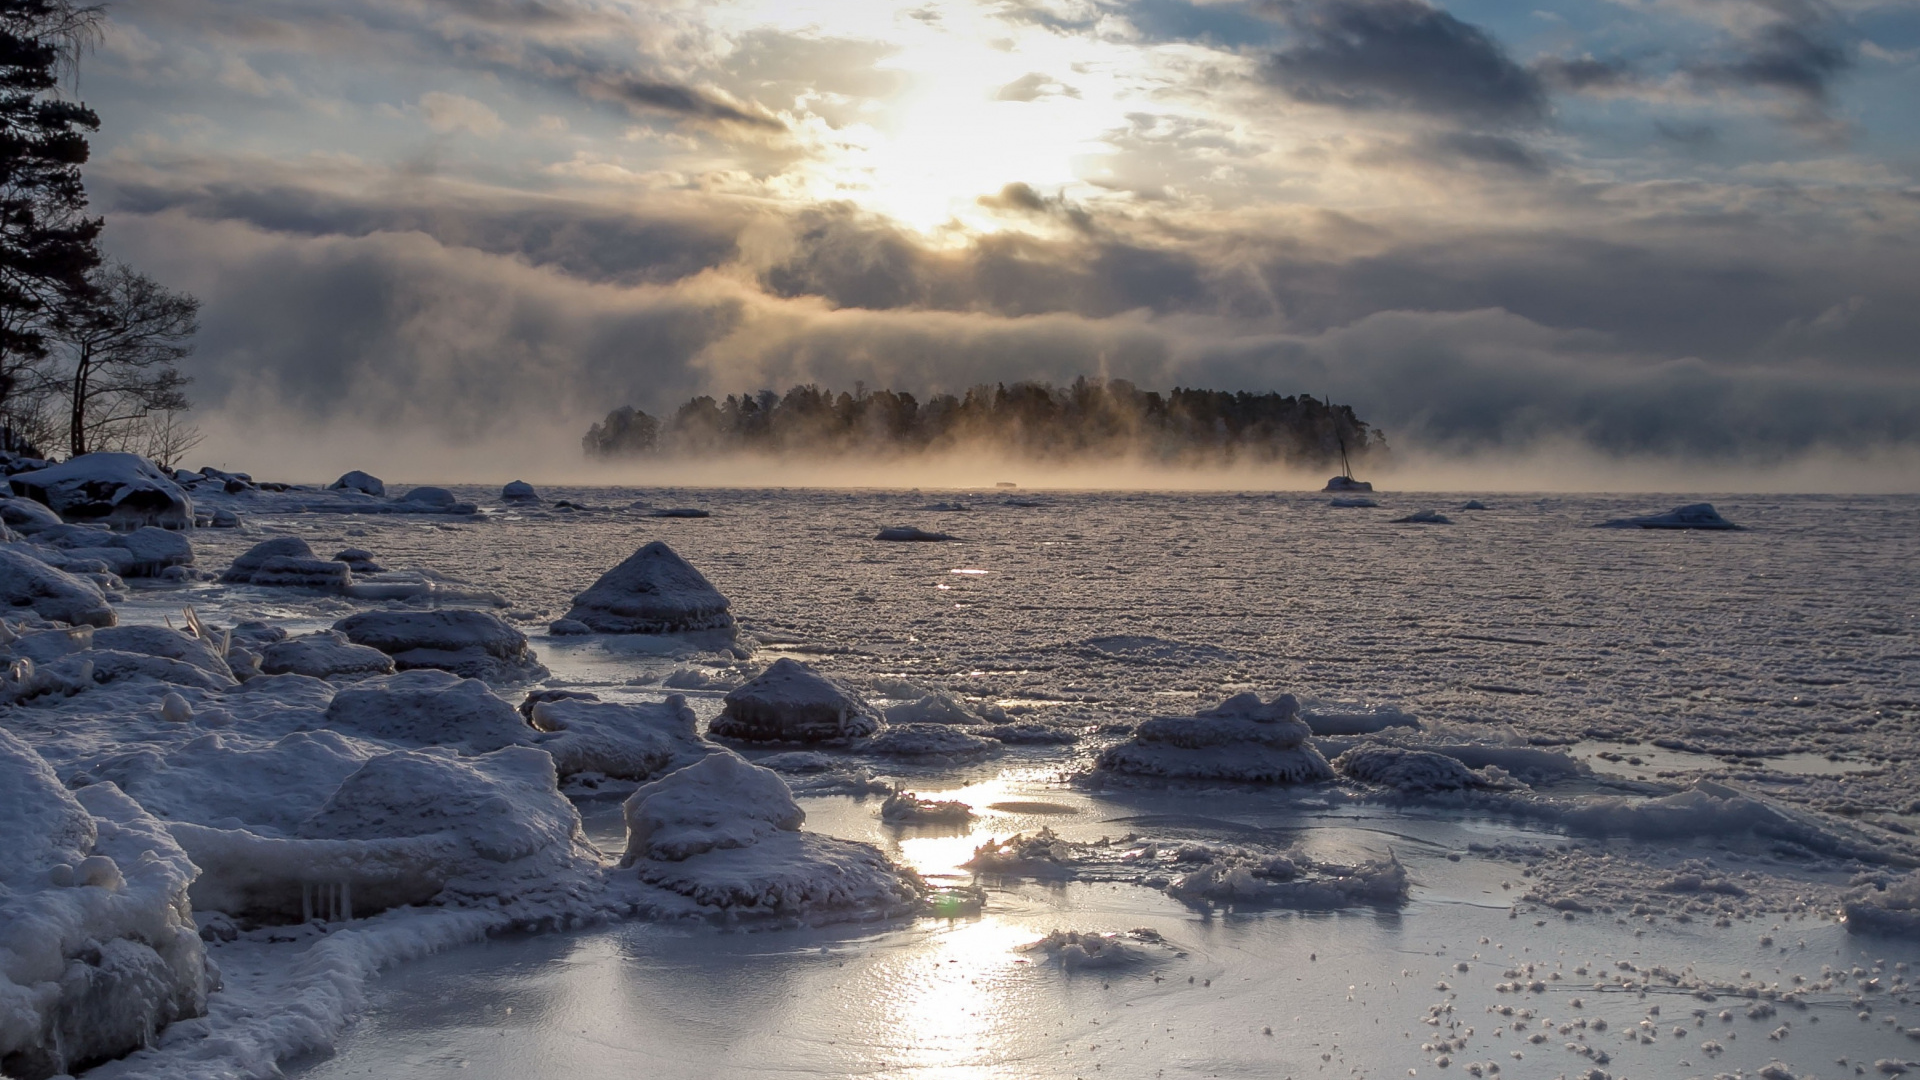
left=57, top=260, right=198, bottom=457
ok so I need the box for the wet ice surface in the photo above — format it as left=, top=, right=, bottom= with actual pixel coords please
left=118, top=488, right=1920, bottom=1078
left=293, top=777, right=1920, bottom=1080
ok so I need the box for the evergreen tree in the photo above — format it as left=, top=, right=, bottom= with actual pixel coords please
left=0, top=0, right=103, bottom=452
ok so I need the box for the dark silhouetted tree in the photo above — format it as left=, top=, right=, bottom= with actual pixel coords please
left=0, top=0, right=103, bottom=452
left=57, top=260, right=197, bottom=457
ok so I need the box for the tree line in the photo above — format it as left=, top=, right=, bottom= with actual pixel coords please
left=0, top=0, right=200, bottom=466
left=583, top=379, right=1385, bottom=468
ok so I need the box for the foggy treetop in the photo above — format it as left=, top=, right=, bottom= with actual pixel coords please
left=583, top=379, right=1383, bottom=467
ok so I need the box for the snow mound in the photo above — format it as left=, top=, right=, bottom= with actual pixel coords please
left=1, top=730, right=214, bottom=1079
left=620, top=754, right=920, bottom=921
left=1598, top=502, right=1742, bottom=530
left=1017, top=929, right=1165, bottom=970
left=28, top=524, right=193, bottom=578
left=322, top=669, right=532, bottom=752
left=260, top=630, right=396, bottom=679
left=874, top=526, right=954, bottom=542
left=1096, top=692, right=1334, bottom=784
left=501, top=480, right=538, bottom=503
left=328, top=470, right=385, bottom=496
left=1334, top=745, right=1494, bottom=792
left=863, top=723, right=998, bottom=760
left=1845, top=872, right=1920, bottom=938
left=222, top=537, right=351, bottom=590
left=7, top=452, right=194, bottom=530
left=1392, top=509, right=1453, bottom=524
left=527, top=693, right=713, bottom=780
left=1323, top=475, right=1372, bottom=493
left=880, top=791, right=974, bottom=825
left=0, top=496, right=62, bottom=535
left=552, top=540, right=734, bottom=635
left=0, top=545, right=116, bottom=626
left=333, top=609, right=548, bottom=684
left=710, top=658, right=881, bottom=744
left=175, top=745, right=593, bottom=922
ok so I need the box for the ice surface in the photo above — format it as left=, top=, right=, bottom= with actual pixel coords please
left=553, top=540, right=734, bottom=635
left=1598, top=501, right=1742, bottom=529
left=334, top=609, right=548, bottom=683
left=1095, top=692, right=1335, bottom=784
left=7, top=453, right=194, bottom=531
left=862, top=723, right=998, bottom=760
left=710, top=658, right=881, bottom=744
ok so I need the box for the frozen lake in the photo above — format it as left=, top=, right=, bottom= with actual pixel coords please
left=80, top=487, right=1920, bottom=1079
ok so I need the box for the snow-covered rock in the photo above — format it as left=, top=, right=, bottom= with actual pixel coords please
left=874, top=526, right=954, bottom=542
left=0, top=496, right=62, bottom=535
left=0, top=729, right=214, bottom=1080
left=328, top=471, right=385, bottom=497
left=710, top=658, right=881, bottom=744
left=1333, top=745, right=1493, bottom=792
left=7, top=453, right=194, bottom=531
left=72, top=731, right=373, bottom=837
left=501, top=480, right=538, bottom=503
left=321, top=669, right=532, bottom=752
left=333, top=609, right=547, bottom=683
left=1323, top=475, right=1373, bottom=493
left=618, top=753, right=921, bottom=921
left=400, top=486, right=456, bottom=508
left=0, top=545, right=116, bottom=626
left=331, top=548, right=384, bottom=574
left=526, top=693, right=713, bottom=780
left=551, top=540, right=734, bottom=635
left=260, top=630, right=397, bottom=679
left=1598, top=503, right=1741, bottom=530
left=221, top=537, right=351, bottom=590
left=1392, top=509, right=1453, bottom=524
left=88, top=625, right=236, bottom=685
left=1095, top=692, right=1334, bottom=784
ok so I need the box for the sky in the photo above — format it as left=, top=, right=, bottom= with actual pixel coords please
left=79, top=0, right=1920, bottom=482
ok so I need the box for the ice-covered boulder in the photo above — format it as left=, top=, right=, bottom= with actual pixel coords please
left=526, top=693, right=714, bottom=780
left=710, top=658, right=881, bottom=744
left=89, top=626, right=235, bottom=684
left=1333, top=745, right=1492, bottom=792
left=0, top=729, right=214, bottom=1080
left=221, top=537, right=351, bottom=590
left=401, top=486, right=456, bottom=508
left=173, top=745, right=593, bottom=922
left=0, top=496, right=61, bottom=535
left=0, top=545, right=116, bottom=626
left=260, top=629, right=397, bottom=679
left=1323, top=475, right=1372, bottom=493
left=328, top=470, right=385, bottom=497
left=73, top=731, right=373, bottom=836
left=552, top=540, right=734, bottom=635
left=7, top=453, right=194, bottom=531
left=321, top=669, right=532, bottom=752
left=501, top=480, right=538, bottom=503
left=1096, top=692, right=1334, bottom=784
left=619, top=752, right=921, bottom=921
left=874, top=526, right=954, bottom=542
left=333, top=609, right=548, bottom=683
left=1598, top=502, right=1742, bottom=530
left=331, top=548, right=384, bottom=574
left=1392, top=509, right=1453, bottom=525
left=863, top=723, right=998, bottom=760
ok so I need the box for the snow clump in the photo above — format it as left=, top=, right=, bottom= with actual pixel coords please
left=1095, top=692, right=1334, bottom=784
left=709, top=657, right=881, bottom=744
left=333, top=608, right=548, bottom=683
left=618, top=752, right=922, bottom=922
left=551, top=540, right=734, bottom=635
